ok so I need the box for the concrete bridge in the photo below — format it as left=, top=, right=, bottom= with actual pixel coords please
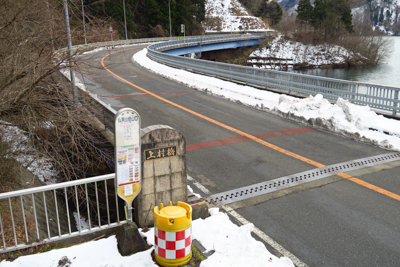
left=157, top=35, right=264, bottom=56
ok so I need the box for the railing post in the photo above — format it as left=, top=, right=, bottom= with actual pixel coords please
left=393, top=90, right=399, bottom=116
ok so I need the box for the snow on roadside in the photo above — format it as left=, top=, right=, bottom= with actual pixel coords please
left=0, top=121, right=58, bottom=184
left=0, top=209, right=294, bottom=267
left=133, top=48, right=400, bottom=151
left=141, top=208, right=294, bottom=267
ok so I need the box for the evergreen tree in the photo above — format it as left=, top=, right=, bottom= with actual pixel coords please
left=342, top=8, right=354, bottom=33
left=264, top=1, right=283, bottom=26
left=192, top=0, right=205, bottom=22
left=91, top=0, right=137, bottom=38
left=87, top=0, right=205, bottom=38
left=325, top=0, right=354, bottom=36
left=311, top=0, right=327, bottom=31
left=296, top=0, right=313, bottom=32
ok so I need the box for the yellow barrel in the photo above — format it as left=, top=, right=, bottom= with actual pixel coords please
left=154, top=201, right=192, bottom=267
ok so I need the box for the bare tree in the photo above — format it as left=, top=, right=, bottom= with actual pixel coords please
left=0, top=0, right=113, bottom=184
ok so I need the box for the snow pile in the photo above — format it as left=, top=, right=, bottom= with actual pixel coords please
left=0, top=235, right=156, bottom=267
left=0, top=121, right=58, bottom=184
left=203, top=0, right=270, bottom=33
left=276, top=94, right=400, bottom=149
left=73, top=212, right=90, bottom=230
left=142, top=208, right=294, bottom=267
left=249, top=35, right=354, bottom=68
left=133, top=48, right=400, bottom=151
left=0, top=209, right=294, bottom=267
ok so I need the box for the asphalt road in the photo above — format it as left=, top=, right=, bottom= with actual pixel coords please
left=81, top=45, right=400, bottom=266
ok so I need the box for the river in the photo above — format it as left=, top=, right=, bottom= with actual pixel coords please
left=288, top=36, right=400, bottom=88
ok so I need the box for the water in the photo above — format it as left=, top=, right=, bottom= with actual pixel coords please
left=288, top=36, right=400, bottom=88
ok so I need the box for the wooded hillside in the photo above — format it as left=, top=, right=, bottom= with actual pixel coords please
left=85, top=0, right=206, bottom=38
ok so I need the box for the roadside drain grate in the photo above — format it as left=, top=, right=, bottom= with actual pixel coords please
left=205, top=152, right=400, bottom=206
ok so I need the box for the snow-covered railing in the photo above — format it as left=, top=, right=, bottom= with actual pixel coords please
left=0, top=174, right=122, bottom=254
left=147, top=37, right=400, bottom=117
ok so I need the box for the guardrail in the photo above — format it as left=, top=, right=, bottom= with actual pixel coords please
left=0, top=174, right=121, bottom=254
left=147, top=36, right=400, bottom=116
left=57, top=34, right=236, bottom=55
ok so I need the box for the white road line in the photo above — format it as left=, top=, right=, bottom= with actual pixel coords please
left=222, top=205, right=308, bottom=267
left=187, top=175, right=211, bottom=195
left=188, top=175, right=308, bottom=267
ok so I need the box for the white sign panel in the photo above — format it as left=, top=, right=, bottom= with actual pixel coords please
left=115, top=108, right=141, bottom=209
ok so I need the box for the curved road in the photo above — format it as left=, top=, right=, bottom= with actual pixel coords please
left=80, top=44, right=400, bottom=266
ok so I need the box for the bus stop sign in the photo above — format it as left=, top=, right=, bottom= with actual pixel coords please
left=114, top=108, right=141, bottom=210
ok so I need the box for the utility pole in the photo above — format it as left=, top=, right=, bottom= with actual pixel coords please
left=81, top=0, right=87, bottom=44
left=123, top=0, right=128, bottom=40
left=63, top=0, right=78, bottom=105
left=46, top=0, right=55, bottom=51
left=169, top=0, right=172, bottom=37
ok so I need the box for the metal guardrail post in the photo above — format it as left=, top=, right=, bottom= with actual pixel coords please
left=393, top=90, right=399, bottom=116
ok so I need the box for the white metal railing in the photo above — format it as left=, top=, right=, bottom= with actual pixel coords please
left=0, top=174, right=123, bottom=254
left=146, top=35, right=400, bottom=117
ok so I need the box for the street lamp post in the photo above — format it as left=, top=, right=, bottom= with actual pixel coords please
left=63, top=0, right=78, bottom=105
left=81, top=0, right=87, bottom=44
left=123, top=0, right=128, bottom=40
left=169, top=0, right=172, bottom=37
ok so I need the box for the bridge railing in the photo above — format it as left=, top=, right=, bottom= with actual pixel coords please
left=0, top=174, right=121, bottom=254
left=147, top=36, right=400, bottom=116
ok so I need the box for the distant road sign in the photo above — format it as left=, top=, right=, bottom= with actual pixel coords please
left=109, top=26, right=113, bottom=34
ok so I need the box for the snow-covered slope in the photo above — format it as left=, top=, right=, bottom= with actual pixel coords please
left=277, top=0, right=400, bottom=34
left=352, top=0, right=400, bottom=34
left=249, top=35, right=358, bottom=69
left=203, top=0, right=271, bottom=33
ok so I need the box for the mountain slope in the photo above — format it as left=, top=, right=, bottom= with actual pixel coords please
left=202, top=0, right=270, bottom=33
left=352, top=0, right=400, bottom=34
left=277, top=0, right=400, bottom=34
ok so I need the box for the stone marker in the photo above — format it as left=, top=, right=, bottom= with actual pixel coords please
left=135, top=125, right=187, bottom=227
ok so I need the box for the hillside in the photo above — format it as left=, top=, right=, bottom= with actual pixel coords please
left=202, top=0, right=271, bottom=33
left=276, top=0, right=400, bottom=34
left=352, top=0, right=400, bottom=34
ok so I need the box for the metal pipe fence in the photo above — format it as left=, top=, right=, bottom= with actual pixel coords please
left=0, top=174, right=122, bottom=254
left=147, top=36, right=400, bottom=117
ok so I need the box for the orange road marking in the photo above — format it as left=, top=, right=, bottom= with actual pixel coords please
left=84, top=73, right=155, bottom=78
left=101, top=48, right=400, bottom=202
left=338, top=173, right=400, bottom=201
left=100, top=90, right=194, bottom=99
